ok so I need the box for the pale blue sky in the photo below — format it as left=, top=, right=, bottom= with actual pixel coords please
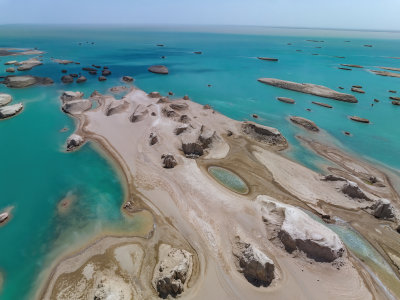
left=0, top=0, right=399, bottom=31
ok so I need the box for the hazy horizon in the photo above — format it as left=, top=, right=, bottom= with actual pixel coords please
left=0, top=0, right=399, bottom=31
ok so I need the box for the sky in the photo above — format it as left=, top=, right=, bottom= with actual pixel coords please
left=0, top=0, right=399, bottom=31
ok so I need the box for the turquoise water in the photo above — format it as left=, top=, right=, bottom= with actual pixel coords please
left=208, top=166, right=249, bottom=194
left=1, top=25, right=400, bottom=299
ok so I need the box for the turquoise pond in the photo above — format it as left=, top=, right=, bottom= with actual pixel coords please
left=1, top=25, right=400, bottom=299
left=208, top=166, right=249, bottom=194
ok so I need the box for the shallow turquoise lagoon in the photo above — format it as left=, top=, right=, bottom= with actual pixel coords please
left=0, top=25, right=400, bottom=299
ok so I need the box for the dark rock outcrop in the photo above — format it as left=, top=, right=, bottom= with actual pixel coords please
left=66, top=134, right=84, bottom=151
left=122, top=76, right=134, bottom=82
left=341, top=181, right=370, bottom=200
left=61, top=75, right=74, bottom=83
left=350, top=116, right=370, bottom=123
left=312, top=101, right=333, bottom=108
left=277, top=97, right=295, bottom=104
left=76, top=76, right=87, bottom=83
left=162, top=154, right=177, bottom=168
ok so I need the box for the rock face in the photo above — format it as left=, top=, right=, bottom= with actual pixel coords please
left=122, top=76, right=134, bottom=82
left=277, top=97, right=295, bottom=104
left=152, top=244, right=193, bottom=298
left=0, top=93, right=12, bottom=106
left=372, top=199, right=395, bottom=220
left=350, top=116, right=370, bottom=123
left=341, top=181, right=370, bottom=200
left=162, top=154, right=177, bottom=168
left=290, top=116, right=319, bottom=132
left=242, top=121, right=288, bottom=150
left=312, top=101, right=333, bottom=108
left=0, top=212, right=9, bottom=224
left=0, top=103, right=23, bottom=119
left=258, top=196, right=345, bottom=262
left=66, top=134, right=84, bottom=151
left=258, top=78, right=358, bottom=103
left=233, top=239, right=275, bottom=287
left=181, top=141, right=204, bottom=158
left=148, top=65, right=169, bottom=74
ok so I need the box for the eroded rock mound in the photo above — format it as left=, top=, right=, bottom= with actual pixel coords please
left=341, top=181, right=370, bottom=200
left=233, top=238, right=275, bottom=287
left=66, top=134, right=84, bottom=151
left=162, top=154, right=177, bottom=169
left=242, top=121, right=288, bottom=150
left=104, top=100, right=129, bottom=116
left=0, top=103, right=23, bottom=119
left=152, top=244, right=193, bottom=298
left=290, top=116, right=319, bottom=132
left=62, top=99, right=92, bottom=114
left=257, top=195, right=345, bottom=262
left=3, top=75, right=53, bottom=88
left=372, top=199, right=395, bottom=220
left=0, top=93, right=12, bottom=106
left=129, top=104, right=149, bottom=123
left=148, top=65, right=169, bottom=75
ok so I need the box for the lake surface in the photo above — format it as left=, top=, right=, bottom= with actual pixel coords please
left=1, top=25, right=400, bottom=299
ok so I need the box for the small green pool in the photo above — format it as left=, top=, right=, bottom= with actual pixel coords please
left=208, top=166, right=249, bottom=194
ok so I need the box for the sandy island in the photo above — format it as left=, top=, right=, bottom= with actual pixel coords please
left=37, top=86, right=400, bottom=299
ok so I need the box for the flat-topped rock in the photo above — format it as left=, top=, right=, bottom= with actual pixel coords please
left=290, top=116, right=319, bottom=132
left=258, top=196, right=345, bottom=262
left=277, top=97, right=295, bottom=104
left=148, top=65, right=169, bottom=74
left=340, top=64, right=363, bottom=68
left=371, top=70, right=400, bottom=78
left=0, top=93, right=12, bottom=106
left=242, top=121, right=288, bottom=150
left=102, top=69, right=111, bottom=76
left=16, top=58, right=42, bottom=71
left=312, top=101, right=332, bottom=108
left=6, top=67, right=15, bottom=73
left=98, top=76, right=107, bottom=81
left=0, top=103, right=23, bottom=119
left=4, top=60, right=17, bottom=65
left=379, top=66, right=400, bottom=72
left=350, top=116, right=370, bottom=123
left=233, top=239, right=275, bottom=287
left=3, top=75, right=53, bottom=88
left=258, top=78, right=358, bottom=103
left=258, top=57, right=278, bottom=61
left=351, top=87, right=365, bottom=94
